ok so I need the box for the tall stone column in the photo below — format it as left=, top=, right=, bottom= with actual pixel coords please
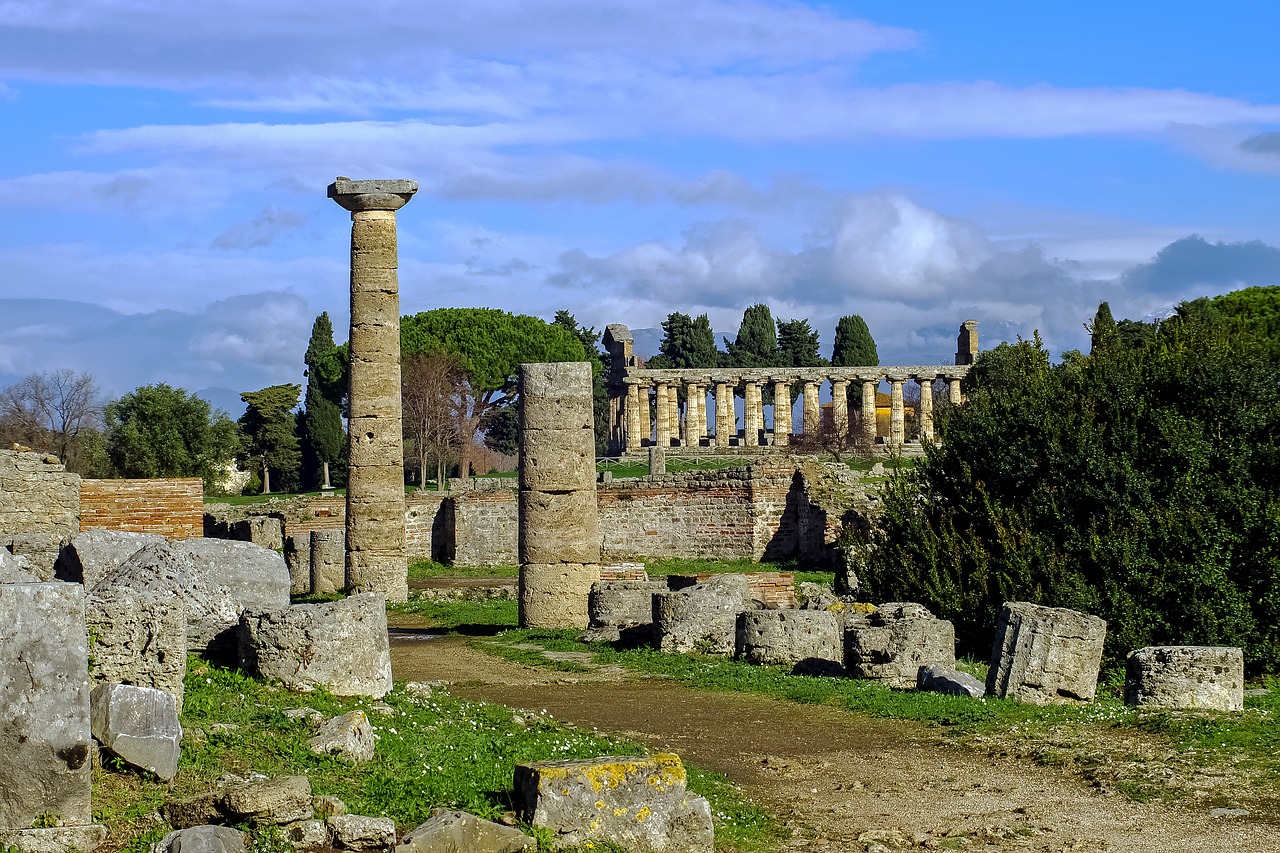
left=518, top=362, right=601, bottom=628
left=918, top=377, right=934, bottom=442
left=654, top=383, right=671, bottom=447
left=668, top=388, right=681, bottom=446
left=862, top=380, right=878, bottom=446
left=743, top=381, right=762, bottom=446
left=948, top=377, right=963, bottom=405
left=328, top=177, right=415, bottom=604
left=772, top=380, right=791, bottom=446
left=714, top=382, right=733, bottom=447
left=624, top=382, right=642, bottom=452
left=686, top=383, right=705, bottom=447
left=802, top=381, right=820, bottom=436
left=889, top=376, right=906, bottom=448
left=832, top=379, right=849, bottom=437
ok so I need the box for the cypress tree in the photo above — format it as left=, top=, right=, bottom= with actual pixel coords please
left=301, top=313, right=347, bottom=489
left=831, top=315, right=878, bottom=367
left=1090, top=301, right=1119, bottom=355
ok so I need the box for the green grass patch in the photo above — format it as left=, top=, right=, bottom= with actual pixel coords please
left=408, top=559, right=519, bottom=580
left=94, top=657, right=782, bottom=852
left=389, top=598, right=519, bottom=632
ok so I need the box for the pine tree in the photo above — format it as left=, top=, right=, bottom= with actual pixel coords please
left=776, top=318, right=826, bottom=368
left=655, top=312, right=720, bottom=369
left=831, top=315, right=878, bottom=366
left=724, top=304, right=778, bottom=367
left=238, top=384, right=302, bottom=494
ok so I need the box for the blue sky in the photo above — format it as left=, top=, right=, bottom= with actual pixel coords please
left=3, top=1, right=1280, bottom=415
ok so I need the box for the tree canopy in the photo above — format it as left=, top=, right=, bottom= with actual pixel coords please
left=775, top=318, right=826, bottom=368
left=238, top=384, right=301, bottom=494
left=300, top=312, right=346, bottom=489
left=831, top=315, right=878, bottom=367
left=723, top=303, right=778, bottom=368
left=104, top=384, right=239, bottom=490
left=650, top=312, right=720, bottom=370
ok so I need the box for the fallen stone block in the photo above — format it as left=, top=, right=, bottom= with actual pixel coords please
left=916, top=664, right=985, bottom=699
left=309, top=530, right=344, bottom=595
left=0, top=582, right=92, bottom=830
left=328, top=815, right=396, bottom=850
left=987, top=601, right=1106, bottom=704
left=153, top=825, right=246, bottom=853
left=735, top=609, right=842, bottom=673
left=395, top=809, right=535, bottom=853
left=653, top=574, right=754, bottom=655
left=515, top=754, right=713, bottom=852
left=1125, top=646, right=1244, bottom=711
left=0, top=825, right=109, bottom=853
left=589, top=580, right=667, bottom=628
left=844, top=602, right=955, bottom=688
left=4, top=533, right=66, bottom=582
left=54, top=529, right=165, bottom=587
left=90, top=683, right=182, bottom=780
left=162, top=791, right=225, bottom=830
left=86, top=588, right=187, bottom=711
left=307, top=711, right=375, bottom=762
left=238, top=593, right=393, bottom=698
left=282, top=819, right=329, bottom=849
left=221, top=775, right=314, bottom=826
left=0, top=547, right=41, bottom=583
left=172, top=538, right=290, bottom=615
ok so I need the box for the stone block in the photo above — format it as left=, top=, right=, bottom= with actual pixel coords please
left=917, top=664, right=985, bottom=699
left=653, top=574, right=753, bottom=655
left=54, top=529, right=165, bottom=586
left=0, top=825, right=108, bottom=853
left=1125, top=646, right=1244, bottom=711
left=238, top=593, right=393, bottom=698
left=0, top=547, right=41, bottom=583
left=844, top=603, right=955, bottom=688
left=327, top=815, right=396, bottom=851
left=395, top=810, right=535, bottom=853
left=344, top=551, right=409, bottom=604
left=514, top=754, right=712, bottom=853
left=0, top=582, right=92, bottom=829
left=282, top=820, right=330, bottom=849
left=86, top=588, right=187, bottom=709
left=517, top=429, right=597, bottom=491
left=90, top=683, right=182, bottom=780
left=221, top=776, right=314, bottom=826
left=230, top=517, right=283, bottom=552
left=518, top=362, right=594, bottom=431
left=153, top=826, right=246, bottom=853
left=172, top=538, right=290, bottom=614
left=92, top=541, right=241, bottom=659
left=283, top=534, right=312, bottom=595
left=986, top=601, right=1106, bottom=704
left=309, top=530, right=345, bottom=594
left=307, top=711, right=375, bottom=762
left=735, top=609, right=842, bottom=671
left=519, top=563, right=600, bottom=629
left=518, top=490, right=600, bottom=565
left=6, top=533, right=65, bottom=581
left=589, top=581, right=667, bottom=628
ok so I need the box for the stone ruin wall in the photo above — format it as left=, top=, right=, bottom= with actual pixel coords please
left=79, top=478, right=204, bottom=539
left=0, top=449, right=80, bottom=537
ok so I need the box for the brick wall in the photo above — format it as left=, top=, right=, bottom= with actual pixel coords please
left=79, top=478, right=203, bottom=539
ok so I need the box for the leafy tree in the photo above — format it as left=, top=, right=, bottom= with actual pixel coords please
left=0, top=369, right=105, bottom=473
left=1177, top=284, right=1280, bottom=358
left=401, top=308, right=585, bottom=474
left=723, top=304, right=778, bottom=368
left=104, top=384, right=239, bottom=490
left=300, top=312, right=347, bottom=489
left=552, top=309, right=611, bottom=455
left=776, top=318, right=827, bottom=368
left=238, top=384, right=301, bottom=494
left=831, top=315, right=878, bottom=367
left=860, top=313, right=1280, bottom=675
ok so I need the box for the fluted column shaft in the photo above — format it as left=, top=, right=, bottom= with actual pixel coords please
left=772, top=380, right=791, bottom=446
left=889, top=378, right=906, bottom=448
left=802, top=381, right=820, bottom=436
left=654, top=383, right=671, bottom=447
left=624, top=382, right=642, bottom=452
left=832, top=380, right=849, bottom=437
left=714, top=382, right=733, bottom=447
left=862, top=380, right=878, bottom=446
left=918, top=378, right=934, bottom=442
left=686, top=383, right=705, bottom=446
left=743, top=381, right=762, bottom=446
left=668, top=389, right=681, bottom=446
left=948, top=377, right=963, bottom=405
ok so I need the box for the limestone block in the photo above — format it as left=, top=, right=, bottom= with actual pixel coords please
left=161, top=791, right=225, bottom=829
left=917, top=664, right=985, bottom=699
left=308, top=530, right=345, bottom=595
left=153, top=826, right=246, bottom=853
left=221, top=776, right=314, bottom=826
left=519, top=563, right=600, bottom=629
left=0, top=825, right=108, bottom=853
left=238, top=593, right=393, bottom=698
left=589, top=581, right=667, bottom=628
left=283, top=534, right=312, bottom=595
left=327, top=815, right=396, bottom=851
left=0, top=582, right=92, bottom=829
left=282, top=820, right=329, bottom=849
left=986, top=601, right=1106, bottom=704
left=518, top=429, right=597, bottom=491
left=653, top=574, right=754, bottom=656
left=172, top=538, right=290, bottom=614
left=518, top=490, right=600, bottom=565
left=518, top=362, right=594, bottom=431
left=396, top=810, right=535, bottom=853
left=348, top=415, right=406, bottom=467
left=735, top=609, right=842, bottom=671
left=0, top=547, right=40, bottom=583
left=54, top=529, right=165, bottom=586
left=1125, top=646, right=1244, bottom=711
left=92, top=541, right=241, bottom=659
left=514, top=754, right=713, bottom=853
left=844, top=603, right=955, bottom=688
left=307, top=711, right=375, bottom=762
left=348, top=323, right=402, bottom=363
left=230, top=517, right=283, bottom=552
left=6, top=533, right=65, bottom=581
left=344, top=551, right=409, bottom=604
left=90, top=683, right=182, bottom=780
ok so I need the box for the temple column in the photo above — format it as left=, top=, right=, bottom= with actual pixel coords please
left=948, top=377, right=963, bottom=405
left=654, top=383, right=671, bottom=448
left=624, top=382, right=642, bottom=452
left=861, top=380, right=878, bottom=446
left=772, top=380, right=791, bottom=446
left=889, top=376, right=906, bottom=448
left=714, top=382, right=733, bottom=447
left=668, top=387, right=681, bottom=446
left=743, top=381, right=762, bottom=446
left=918, top=377, right=934, bottom=442
left=802, top=381, right=820, bottom=436
left=684, top=383, right=703, bottom=447
left=328, top=176, right=416, bottom=604
left=832, top=379, right=849, bottom=437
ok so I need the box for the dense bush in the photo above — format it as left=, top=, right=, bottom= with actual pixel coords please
left=860, top=313, right=1280, bottom=674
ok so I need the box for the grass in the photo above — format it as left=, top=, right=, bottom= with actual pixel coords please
left=407, top=557, right=833, bottom=588
left=407, top=559, right=518, bottom=580
left=93, top=657, right=782, bottom=853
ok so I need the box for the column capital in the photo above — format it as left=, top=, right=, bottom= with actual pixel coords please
left=328, top=177, right=418, bottom=212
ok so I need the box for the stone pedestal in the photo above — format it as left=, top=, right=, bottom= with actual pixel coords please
left=1125, top=646, right=1244, bottom=711
left=518, top=362, right=601, bottom=628
left=328, top=176, right=416, bottom=604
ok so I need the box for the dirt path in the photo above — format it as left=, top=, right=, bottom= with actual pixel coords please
left=390, top=633, right=1278, bottom=852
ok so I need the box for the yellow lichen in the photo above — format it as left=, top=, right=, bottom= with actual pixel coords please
left=635, top=806, right=652, bottom=823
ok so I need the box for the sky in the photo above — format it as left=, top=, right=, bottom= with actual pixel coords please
left=3, top=1, right=1280, bottom=416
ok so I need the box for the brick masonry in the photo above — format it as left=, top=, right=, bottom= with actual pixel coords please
left=79, top=478, right=204, bottom=539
